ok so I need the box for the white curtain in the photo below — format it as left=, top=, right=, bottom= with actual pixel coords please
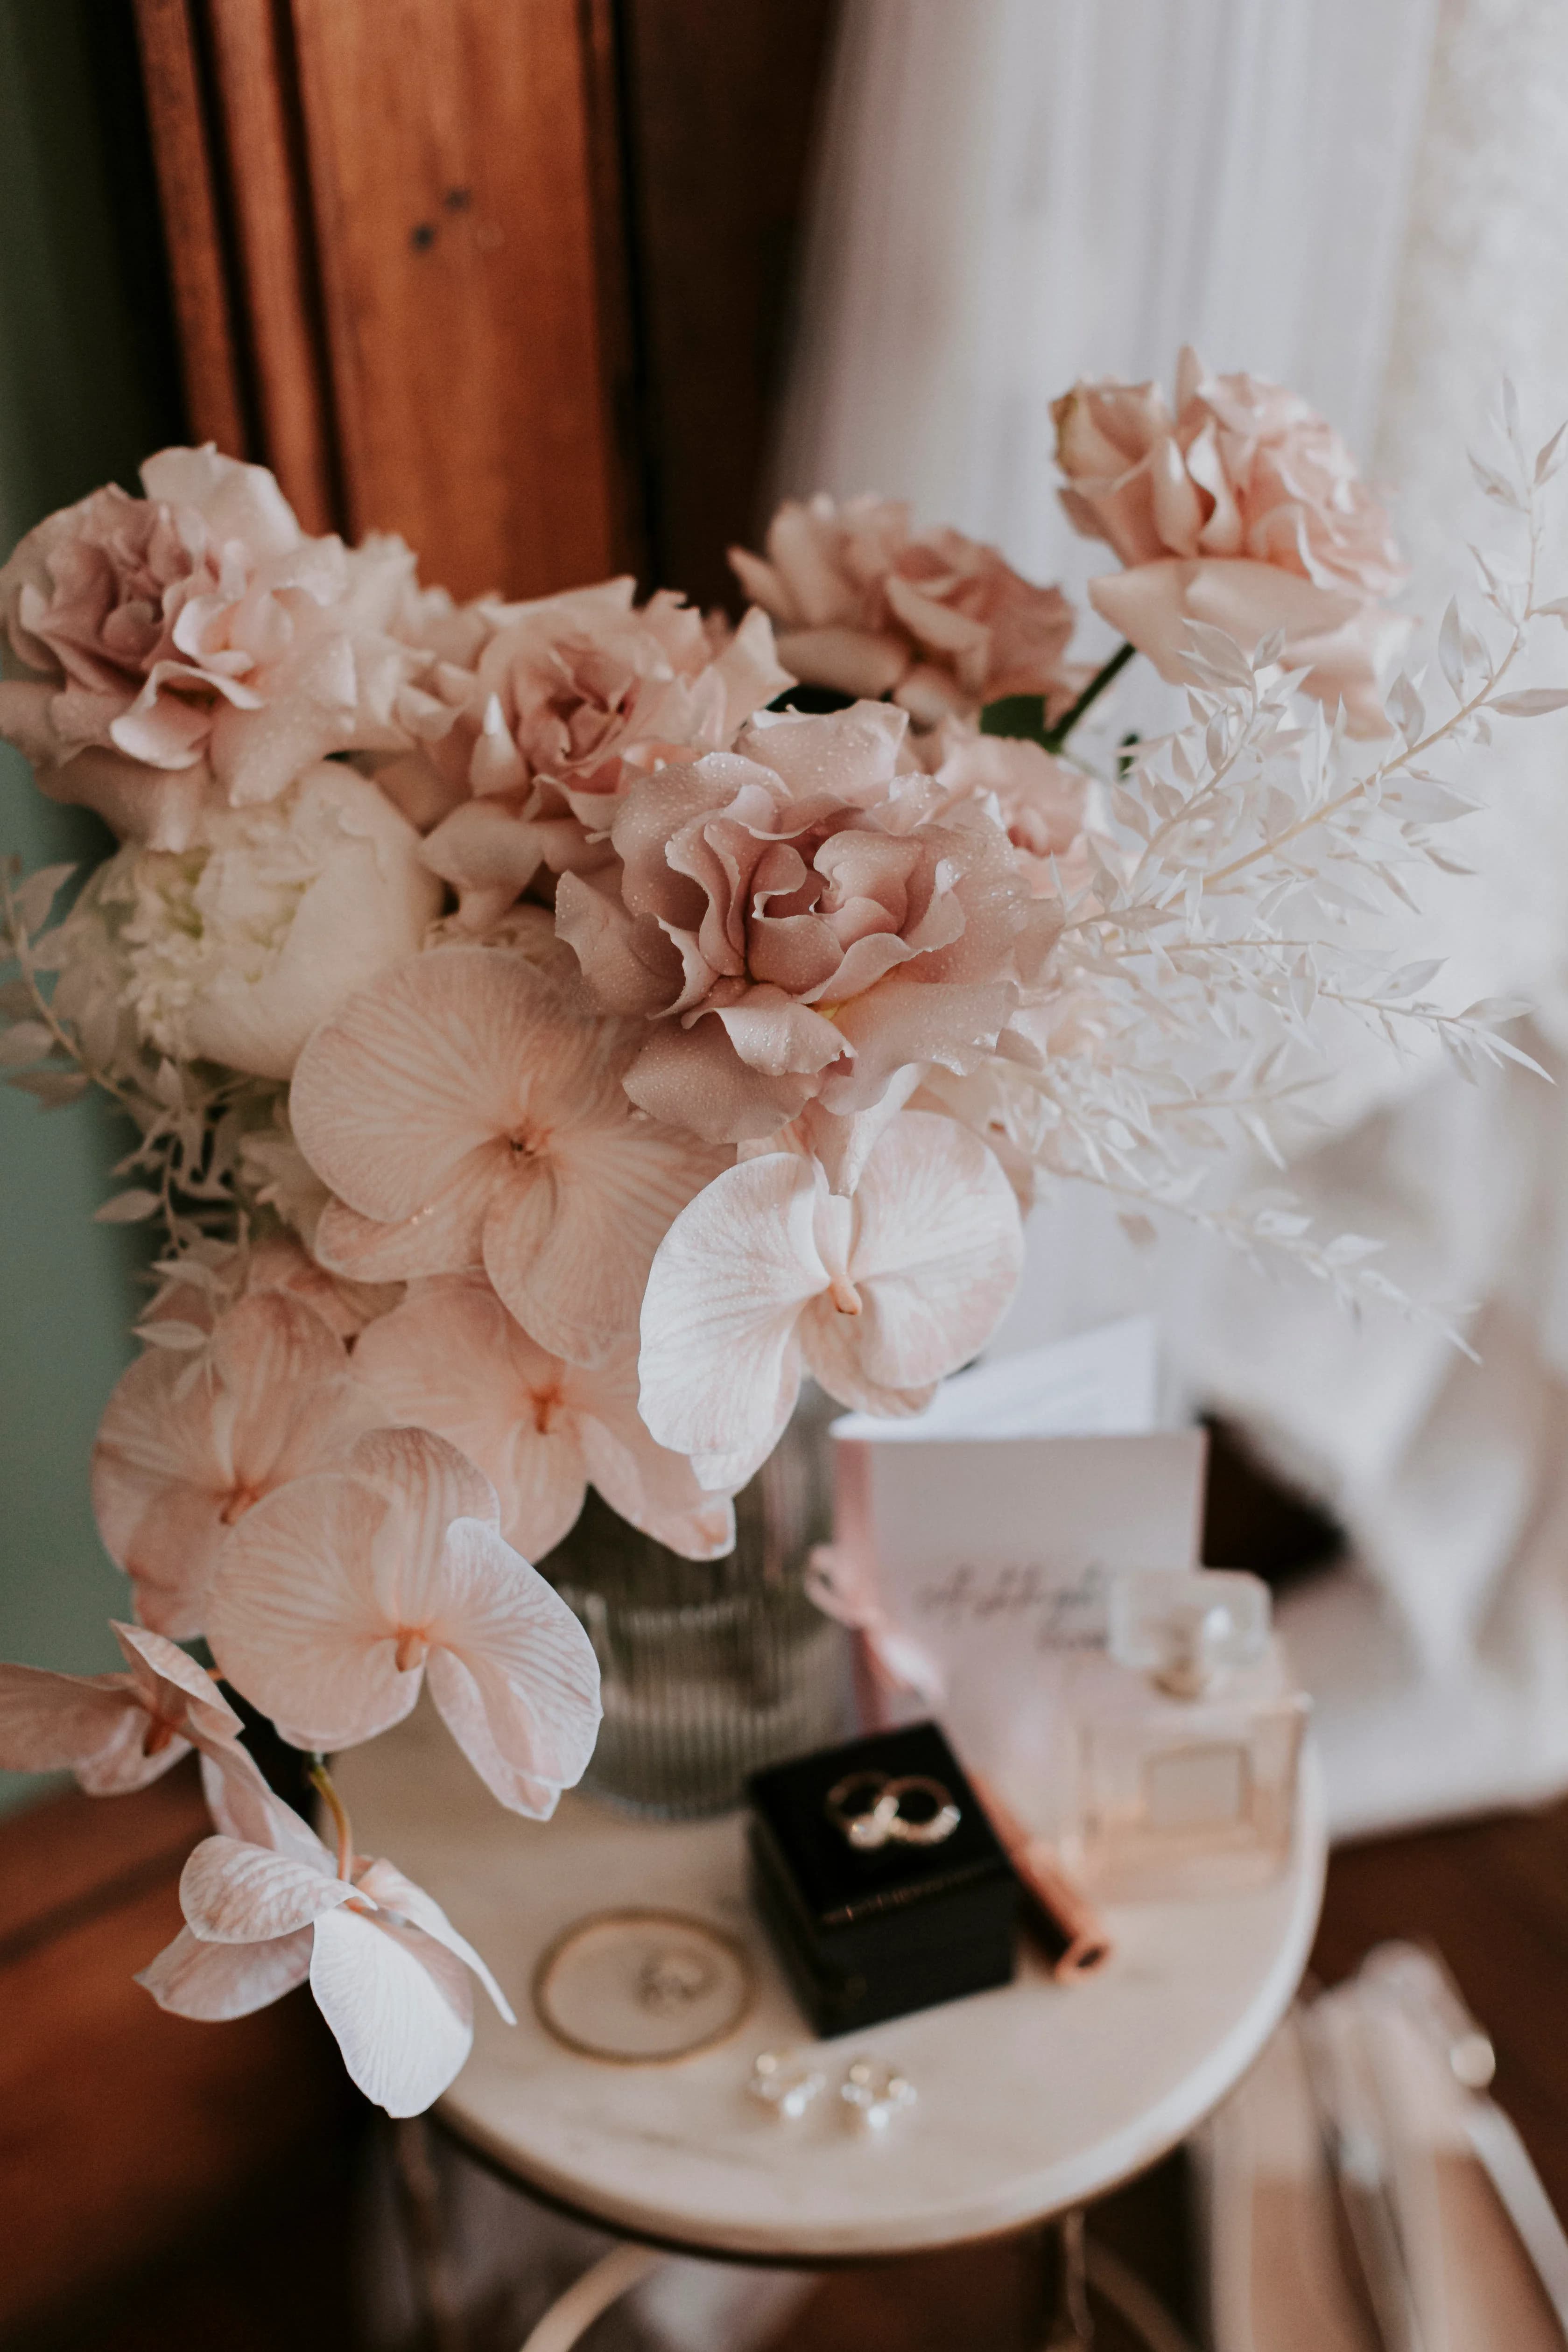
left=775, top=0, right=1437, bottom=587
left=773, top=0, right=1568, bottom=1835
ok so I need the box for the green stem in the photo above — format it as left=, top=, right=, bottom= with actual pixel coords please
left=1041, top=640, right=1137, bottom=751
left=309, top=1760, right=355, bottom=1881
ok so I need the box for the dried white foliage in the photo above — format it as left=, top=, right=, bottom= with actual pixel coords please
left=968, top=397, right=1568, bottom=1315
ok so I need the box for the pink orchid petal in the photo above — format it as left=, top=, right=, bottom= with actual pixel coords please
left=290, top=948, right=605, bottom=1224
left=845, top=1112, right=1023, bottom=1388
left=112, top=1620, right=243, bottom=1744
left=311, top=1160, right=494, bottom=1285
left=563, top=1348, right=738, bottom=1552
left=137, top=1924, right=314, bottom=2021
left=449, top=1413, right=586, bottom=1561
left=92, top=1293, right=378, bottom=1639
left=91, top=1351, right=227, bottom=1598
left=204, top=1395, right=595, bottom=1796
left=691, top=1436, right=780, bottom=1492
left=213, top=1289, right=353, bottom=1439
left=348, top=1425, right=500, bottom=1592
left=197, top=1741, right=292, bottom=1847
left=180, top=1833, right=350, bottom=1943
left=798, top=1301, right=939, bottom=1416
left=0, top=1666, right=147, bottom=1777
left=309, top=1905, right=474, bottom=2117
left=354, top=1856, right=514, bottom=2023
left=788, top=1076, right=921, bottom=1197
left=425, top=1651, right=562, bottom=1818
left=576, top=1410, right=736, bottom=1560
left=483, top=1123, right=719, bottom=1368
left=204, top=1467, right=423, bottom=1749
left=352, top=1278, right=589, bottom=1558
left=116, top=1480, right=238, bottom=1641
left=638, top=1151, right=823, bottom=1465
left=73, top=1707, right=198, bottom=1796
left=426, top=1517, right=600, bottom=1804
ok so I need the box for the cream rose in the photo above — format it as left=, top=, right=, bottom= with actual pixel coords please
left=45, top=763, right=441, bottom=1080
left=926, top=731, right=1090, bottom=899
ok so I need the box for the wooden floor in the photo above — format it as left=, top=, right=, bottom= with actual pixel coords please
left=5, top=1778, right=1567, bottom=2349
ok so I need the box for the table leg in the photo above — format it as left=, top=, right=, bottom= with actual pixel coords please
left=393, top=2118, right=464, bottom=2352
left=1042, top=2208, right=1094, bottom=2349
left=517, top=2241, right=669, bottom=2352
left=1083, top=2240, right=1201, bottom=2352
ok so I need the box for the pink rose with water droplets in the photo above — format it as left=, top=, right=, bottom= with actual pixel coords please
left=555, top=704, right=1060, bottom=1144
left=926, top=730, right=1091, bottom=899
left=409, top=580, right=789, bottom=929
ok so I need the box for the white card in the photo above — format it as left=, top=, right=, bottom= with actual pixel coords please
left=827, top=1320, right=1208, bottom=1813
left=832, top=1315, right=1161, bottom=1443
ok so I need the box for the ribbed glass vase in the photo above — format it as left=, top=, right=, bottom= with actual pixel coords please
left=539, top=1389, right=851, bottom=1817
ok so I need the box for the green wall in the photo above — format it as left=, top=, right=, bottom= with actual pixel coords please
left=0, top=1, right=182, bottom=1807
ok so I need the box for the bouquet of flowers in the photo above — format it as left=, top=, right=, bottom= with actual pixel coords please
left=0, top=357, right=1563, bottom=2114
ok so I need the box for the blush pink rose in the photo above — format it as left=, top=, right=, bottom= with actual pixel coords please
left=731, top=495, right=1080, bottom=727
left=413, top=581, right=789, bottom=932
left=925, top=732, right=1090, bottom=899
left=0, top=447, right=422, bottom=848
left=1053, top=349, right=1412, bottom=734
left=555, top=703, right=1058, bottom=1144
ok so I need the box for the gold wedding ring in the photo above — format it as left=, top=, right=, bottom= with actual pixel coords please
left=826, top=1769, right=901, bottom=1847
left=825, top=1769, right=961, bottom=1850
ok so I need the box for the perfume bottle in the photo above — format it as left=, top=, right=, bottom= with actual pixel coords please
left=1067, top=1569, right=1308, bottom=1899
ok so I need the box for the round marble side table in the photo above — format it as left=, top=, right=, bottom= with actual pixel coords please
left=338, top=1704, right=1325, bottom=2336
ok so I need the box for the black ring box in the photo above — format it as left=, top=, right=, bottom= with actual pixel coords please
left=746, top=1721, right=1018, bottom=2037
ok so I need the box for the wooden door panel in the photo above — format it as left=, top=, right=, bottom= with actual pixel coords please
left=290, top=0, right=630, bottom=597
left=132, top=0, right=832, bottom=607
left=132, top=0, right=250, bottom=463
left=206, top=0, right=339, bottom=535
left=133, top=0, right=637, bottom=597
